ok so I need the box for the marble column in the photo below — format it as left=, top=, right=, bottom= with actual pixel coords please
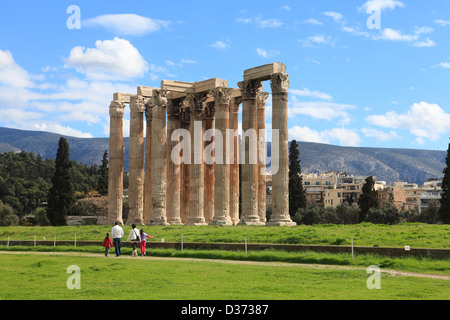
left=210, top=87, right=234, bottom=225
left=257, top=92, right=269, bottom=224
left=143, top=101, right=153, bottom=225
left=108, top=100, right=125, bottom=225
left=150, top=89, right=169, bottom=225
left=127, top=95, right=145, bottom=225
left=229, top=97, right=241, bottom=225
left=237, top=80, right=265, bottom=225
left=204, top=102, right=215, bottom=223
left=187, top=93, right=207, bottom=225
left=267, top=73, right=296, bottom=226
left=180, top=104, right=190, bottom=224
left=166, top=99, right=183, bottom=225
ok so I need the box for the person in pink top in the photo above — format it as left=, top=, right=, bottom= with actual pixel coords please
left=139, top=229, right=153, bottom=256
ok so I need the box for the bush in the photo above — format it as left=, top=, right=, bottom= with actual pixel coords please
left=0, top=205, right=19, bottom=226
left=294, top=206, right=338, bottom=225
left=365, top=203, right=401, bottom=225
left=335, top=203, right=360, bottom=224
left=34, top=207, right=50, bottom=226
left=419, top=200, right=440, bottom=224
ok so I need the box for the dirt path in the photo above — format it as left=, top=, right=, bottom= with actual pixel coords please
left=1, top=250, right=449, bottom=281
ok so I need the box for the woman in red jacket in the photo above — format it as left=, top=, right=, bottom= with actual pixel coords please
left=102, top=232, right=113, bottom=257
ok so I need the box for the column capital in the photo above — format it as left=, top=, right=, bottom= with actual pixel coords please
left=187, top=92, right=208, bottom=115
left=257, top=92, right=270, bottom=108
left=205, top=101, right=215, bottom=119
left=167, top=99, right=183, bottom=117
left=238, top=80, right=263, bottom=99
left=270, top=73, right=290, bottom=94
left=130, top=95, right=145, bottom=113
left=144, top=101, right=154, bottom=121
left=231, top=97, right=242, bottom=113
left=152, top=89, right=168, bottom=108
left=109, top=100, right=125, bottom=118
left=210, top=87, right=234, bottom=105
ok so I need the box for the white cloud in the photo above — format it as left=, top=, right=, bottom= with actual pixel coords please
left=361, top=128, right=401, bottom=142
left=82, top=14, right=170, bottom=36
left=33, top=123, right=94, bottom=138
left=289, top=126, right=361, bottom=147
left=280, top=5, right=291, bottom=11
left=209, top=41, right=230, bottom=50
left=435, top=19, right=450, bottom=27
left=256, top=48, right=280, bottom=59
left=322, top=12, right=343, bottom=23
left=365, top=102, right=450, bottom=142
left=413, top=38, right=436, bottom=47
left=0, top=50, right=35, bottom=88
left=64, top=37, right=149, bottom=81
left=373, top=28, right=418, bottom=42
left=437, top=62, right=450, bottom=69
left=289, top=93, right=356, bottom=124
left=304, top=19, right=323, bottom=26
left=299, top=35, right=334, bottom=48
left=237, top=16, right=283, bottom=28
left=359, top=0, right=405, bottom=12
left=290, top=88, right=333, bottom=101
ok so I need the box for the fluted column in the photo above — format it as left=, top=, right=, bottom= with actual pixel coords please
left=128, top=95, right=145, bottom=225
left=187, top=93, right=208, bottom=225
left=267, top=73, right=296, bottom=226
left=229, top=97, right=241, bottom=225
left=143, top=101, right=153, bottom=225
left=257, top=92, right=269, bottom=224
left=150, top=89, right=169, bottom=226
left=238, top=80, right=265, bottom=225
left=211, top=87, right=234, bottom=225
left=166, top=99, right=183, bottom=225
left=204, top=102, right=215, bottom=223
left=108, top=100, right=125, bottom=225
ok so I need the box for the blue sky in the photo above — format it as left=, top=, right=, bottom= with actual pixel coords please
left=1, top=0, right=450, bottom=151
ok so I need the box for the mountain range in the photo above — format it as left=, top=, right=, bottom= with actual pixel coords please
left=0, top=126, right=446, bottom=185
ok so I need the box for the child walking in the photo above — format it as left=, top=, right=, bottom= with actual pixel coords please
left=139, top=229, right=153, bottom=256
left=102, top=232, right=113, bottom=257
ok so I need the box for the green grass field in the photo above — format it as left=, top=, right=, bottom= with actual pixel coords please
left=0, top=252, right=449, bottom=300
left=1, top=223, right=449, bottom=248
left=1, top=224, right=448, bottom=301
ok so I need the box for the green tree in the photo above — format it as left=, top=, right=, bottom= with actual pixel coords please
left=289, top=140, right=307, bottom=218
left=47, top=137, right=74, bottom=226
left=358, top=176, right=379, bottom=222
left=439, top=142, right=450, bottom=224
left=98, top=150, right=109, bottom=196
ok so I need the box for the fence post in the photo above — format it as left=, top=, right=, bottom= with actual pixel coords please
left=181, top=235, right=184, bottom=252
left=351, top=238, right=354, bottom=260
left=34, top=235, right=36, bottom=247
left=245, top=236, right=248, bottom=257
left=54, top=235, right=56, bottom=247
left=7, top=236, right=9, bottom=247
left=75, top=234, right=77, bottom=248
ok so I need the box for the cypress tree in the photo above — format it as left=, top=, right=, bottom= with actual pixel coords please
left=98, top=150, right=109, bottom=196
left=47, top=137, right=74, bottom=226
left=358, top=176, right=379, bottom=223
left=289, top=140, right=307, bottom=218
left=439, top=142, right=450, bottom=224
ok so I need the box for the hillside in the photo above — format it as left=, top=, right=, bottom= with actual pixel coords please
left=0, top=127, right=446, bottom=185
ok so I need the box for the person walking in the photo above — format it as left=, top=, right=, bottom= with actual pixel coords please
left=127, top=224, right=141, bottom=242
left=111, top=221, right=124, bottom=257
left=102, top=232, right=113, bottom=257
left=139, top=229, right=153, bottom=256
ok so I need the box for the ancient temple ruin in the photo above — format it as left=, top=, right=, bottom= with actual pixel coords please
left=107, top=63, right=295, bottom=226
